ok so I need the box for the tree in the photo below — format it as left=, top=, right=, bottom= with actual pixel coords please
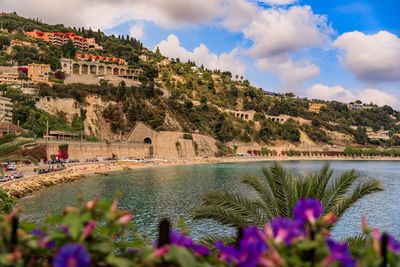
left=0, top=134, right=37, bottom=179
left=192, top=163, right=383, bottom=245
left=0, top=36, right=11, bottom=50
left=0, top=188, right=15, bottom=214
left=61, top=39, right=76, bottom=58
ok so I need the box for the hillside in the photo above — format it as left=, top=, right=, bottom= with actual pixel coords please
left=1, top=12, right=400, bottom=153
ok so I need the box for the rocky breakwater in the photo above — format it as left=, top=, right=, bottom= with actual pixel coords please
left=1, top=170, right=85, bottom=198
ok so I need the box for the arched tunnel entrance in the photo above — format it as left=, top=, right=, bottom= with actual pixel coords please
left=144, top=137, right=152, bottom=144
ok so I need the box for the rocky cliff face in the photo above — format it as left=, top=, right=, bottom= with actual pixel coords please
left=36, top=96, right=126, bottom=141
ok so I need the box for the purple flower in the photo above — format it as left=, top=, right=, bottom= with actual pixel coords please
left=53, top=244, right=91, bottom=267
left=324, top=238, right=355, bottom=267
left=57, top=225, right=71, bottom=236
left=385, top=234, right=400, bottom=253
left=215, top=241, right=237, bottom=264
left=163, top=230, right=210, bottom=256
left=270, top=217, right=304, bottom=245
left=215, top=226, right=268, bottom=267
left=31, top=229, right=55, bottom=250
left=293, top=198, right=324, bottom=223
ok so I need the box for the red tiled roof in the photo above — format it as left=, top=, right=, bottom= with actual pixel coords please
left=0, top=122, right=24, bottom=132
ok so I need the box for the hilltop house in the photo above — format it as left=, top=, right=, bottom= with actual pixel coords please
left=28, top=63, right=52, bottom=85
left=0, top=122, right=23, bottom=137
left=26, top=30, right=100, bottom=51
left=308, top=103, right=327, bottom=114
left=0, top=96, right=13, bottom=123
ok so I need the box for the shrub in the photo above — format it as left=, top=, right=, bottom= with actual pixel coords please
left=0, top=197, right=398, bottom=266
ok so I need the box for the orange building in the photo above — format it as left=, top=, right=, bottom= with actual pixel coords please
left=26, top=30, right=89, bottom=50
left=75, top=54, right=127, bottom=65
left=158, top=59, right=170, bottom=66
left=28, top=64, right=51, bottom=85
left=308, top=103, right=327, bottom=114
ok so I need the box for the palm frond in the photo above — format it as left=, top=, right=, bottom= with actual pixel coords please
left=321, top=169, right=360, bottom=214
left=331, top=179, right=383, bottom=225
left=269, top=162, right=297, bottom=218
left=198, top=234, right=236, bottom=249
left=341, top=233, right=372, bottom=249
left=241, top=175, right=277, bottom=220
left=194, top=191, right=265, bottom=226
left=0, top=139, right=35, bottom=157
left=192, top=205, right=253, bottom=228
left=311, top=163, right=333, bottom=200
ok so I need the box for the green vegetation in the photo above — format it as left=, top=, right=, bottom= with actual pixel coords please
left=192, top=162, right=383, bottom=244
left=344, top=147, right=400, bottom=157
left=1, top=13, right=400, bottom=148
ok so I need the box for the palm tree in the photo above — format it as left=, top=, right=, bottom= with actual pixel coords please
left=0, top=133, right=36, bottom=179
left=192, top=162, right=383, bottom=244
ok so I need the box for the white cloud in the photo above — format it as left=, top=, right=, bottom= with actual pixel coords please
left=258, top=0, right=298, bottom=6
left=243, top=5, right=332, bottom=58
left=156, top=34, right=245, bottom=76
left=306, top=84, right=400, bottom=108
left=333, top=31, right=400, bottom=84
left=129, top=24, right=144, bottom=40
left=256, top=54, right=320, bottom=90
left=1, top=0, right=256, bottom=30
left=219, top=0, right=258, bottom=32
left=241, top=5, right=332, bottom=89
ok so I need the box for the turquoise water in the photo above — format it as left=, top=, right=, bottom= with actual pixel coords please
left=18, top=160, right=400, bottom=240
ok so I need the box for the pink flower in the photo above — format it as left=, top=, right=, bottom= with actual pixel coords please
left=373, top=228, right=380, bottom=253
left=82, top=220, right=96, bottom=239
left=86, top=195, right=100, bottom=210
left=110, top=200, right=118, bottom=215
left=153, top=245, right=169, bottom=258
left=322, top=212, right=337, bottom=225
left=118, top=214, right=133, bottom=225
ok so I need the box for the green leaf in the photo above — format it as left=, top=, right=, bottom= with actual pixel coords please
left=297, top=240, right=318, bottom=251
left=106, top=254, right=133, bottom=267
left=90, top=242, right=114, bottom=254
left=166, top=246, right=198, bottom=267
left=62, top=212, right=83, bottom=240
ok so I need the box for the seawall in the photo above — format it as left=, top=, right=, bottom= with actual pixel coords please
left=39, top=140, right=151, bottom=161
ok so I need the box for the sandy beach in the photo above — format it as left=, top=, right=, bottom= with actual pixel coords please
left=2, top=155, right=400, bottom=198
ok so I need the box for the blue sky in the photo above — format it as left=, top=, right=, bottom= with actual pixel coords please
left=3, top=0, right=400, bottom=107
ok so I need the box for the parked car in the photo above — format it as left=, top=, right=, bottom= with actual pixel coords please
left=7, top=162, right=17, bottom=171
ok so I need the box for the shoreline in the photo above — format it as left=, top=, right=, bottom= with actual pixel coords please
left=2, top=156, right=400, bottom=198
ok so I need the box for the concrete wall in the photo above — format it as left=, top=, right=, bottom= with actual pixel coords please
left=39, top=140, right=151, bottom=161
left=127, top=122, right=218, bottom=159
left=64, top=74, right=141, bottom=87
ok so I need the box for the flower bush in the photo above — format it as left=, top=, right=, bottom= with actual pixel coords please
left=0, top=197, right=399, bottom=266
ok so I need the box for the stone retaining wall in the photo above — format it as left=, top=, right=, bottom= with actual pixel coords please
left=39, top=141, right=151, bottom=161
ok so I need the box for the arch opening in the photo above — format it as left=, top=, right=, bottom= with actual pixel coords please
left=144, top=137, right=152, bottom=144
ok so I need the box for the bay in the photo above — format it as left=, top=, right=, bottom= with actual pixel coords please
left=18, top=160, right=400, bottom=240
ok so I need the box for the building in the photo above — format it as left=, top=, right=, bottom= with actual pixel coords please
left=75, top=54, right=127, bottom=65
left=0, top=96, right=13, bottom=123
left=0, top=122, right=23, bottom=137
left=87, top=38, right=103, bottom=50
left=28, top=64, right=51, bottom=85
left=348, top=103, right=362, bottom=110
left=308, top=103, right=327, bottom=114
left=44, top=130, right=79, bottom=140
left=60, top=58, right=144, bottom=86
left=158, top=59, right=170, bottom=66
left=262, top=90, right=283, bottom=97
left=139, top=54, right=150, bottom=62
left=367, top=130, right=390, bottom=140
left=26, top=30, right=92, bottom=50
left=0, top=73, right=19, bottom=85
left=348, top=103, right=374, bottom=110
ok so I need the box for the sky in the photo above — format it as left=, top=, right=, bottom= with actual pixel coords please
left=1, top=0, right=400, bottom=108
